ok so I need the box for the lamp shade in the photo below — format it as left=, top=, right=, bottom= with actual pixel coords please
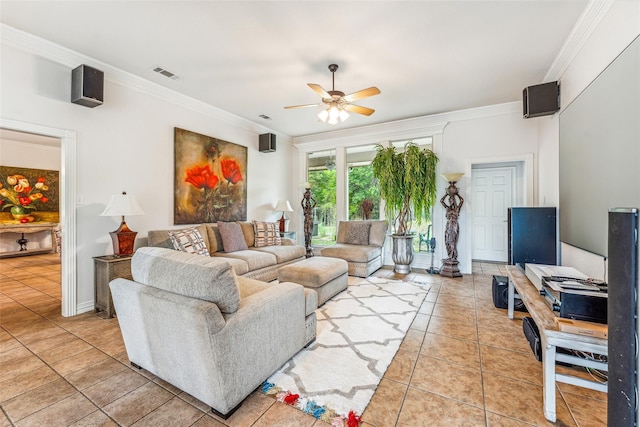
left=100, top=192, right=145, bottom=217
left=441, top=173, right=464, bottom=183
left=274, top=200, right=293, bottom=212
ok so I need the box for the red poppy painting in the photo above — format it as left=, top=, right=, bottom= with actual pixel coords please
left=174, top=128, right=247, bottom=224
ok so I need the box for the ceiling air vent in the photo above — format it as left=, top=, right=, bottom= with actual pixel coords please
left=259, top=114, right=272, bottom=120
left=151, top=66, right=181, bottom=80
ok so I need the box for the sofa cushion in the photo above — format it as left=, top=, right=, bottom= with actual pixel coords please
left=368, top=220, right=388, bottom=247
left=253, top=221, right=282, bottom=247
left=251, top=244, right=305, bottom=263
left=213, top=249, right=277, bottom=271
left=208, top=255, right=250, bottom=276
left=131, top=247, right=240, bottom=313
left=204, top=224, right=223, bottom=253
left=169, top=227, right=210, bottom=256
left=238, top=221, right=255, bottom=247
left=148, top=225, right=211, bottom=253
left=343, top=221, right=371, bottom=245
left=217, top=221, right=248, bottom=252
left=320, top=243, right=382, bottom=263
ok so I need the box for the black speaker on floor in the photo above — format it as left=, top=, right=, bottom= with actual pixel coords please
left=523, top=81, right=560, bottom=118
left=608, top=208, right=639, bottom=427
left=492, top=275, right=526, bottom=311
left=259, top=133, right=276, bottom=153
left=71, top=64, right=104, bottom=108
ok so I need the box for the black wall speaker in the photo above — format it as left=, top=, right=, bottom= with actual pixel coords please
left=71, top=64, right=104, bottom=108
left=523, top=81, right=560, bottom=118
left=608, top=208, right=639, bottom=426
left=259, top=133, right=276, bottom=153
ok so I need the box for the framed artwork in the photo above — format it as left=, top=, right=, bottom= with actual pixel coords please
left=0, top=166, right=60, bottom=223
left=174, top=128, right=247, bottom=224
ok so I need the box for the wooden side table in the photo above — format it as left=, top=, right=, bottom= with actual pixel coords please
left=93, top=255, right=133, bottom=318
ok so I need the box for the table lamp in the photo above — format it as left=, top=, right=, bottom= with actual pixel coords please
left=100, top=191, right=144, bottom=257
left=274, top=200, right=293, bottom=233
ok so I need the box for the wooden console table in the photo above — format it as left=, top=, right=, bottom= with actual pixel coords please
left=0, top=222, right=58, bottom=258
left=506, top=265, right=607, bottom=422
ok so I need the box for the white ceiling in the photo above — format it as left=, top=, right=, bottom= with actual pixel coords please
left=0, top=1, right=590, bottom=138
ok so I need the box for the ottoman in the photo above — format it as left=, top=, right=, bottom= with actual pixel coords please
left=278, top=256, right=349, bottom=306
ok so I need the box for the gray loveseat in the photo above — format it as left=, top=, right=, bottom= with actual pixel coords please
left=319, top=220, right=388, bottom=277
left=110, top=247, right=316, bottom=418
left=148, top=222, right=305, bottom=282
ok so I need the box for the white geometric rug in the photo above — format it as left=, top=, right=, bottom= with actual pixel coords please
left=262, top=277, right=429, bottom=425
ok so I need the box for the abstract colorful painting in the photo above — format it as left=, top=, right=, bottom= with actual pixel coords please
left=174, top=128, right=247, bottom=224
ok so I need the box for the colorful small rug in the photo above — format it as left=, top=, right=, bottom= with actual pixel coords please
left=262, top=276, right=429, bottom=425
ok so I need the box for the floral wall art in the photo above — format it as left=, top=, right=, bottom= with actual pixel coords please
left=174, top=128, right=247, bottom=224
left=0, top=166, right=59, bottom=223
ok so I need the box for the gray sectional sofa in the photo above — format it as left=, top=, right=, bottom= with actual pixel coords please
left=110, top=247, right=316, bottom=418
left=148, top=222, right=305, bottom=282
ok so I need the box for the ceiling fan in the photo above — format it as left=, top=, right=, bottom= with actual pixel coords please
left=284, top=64, right=381, bottom=125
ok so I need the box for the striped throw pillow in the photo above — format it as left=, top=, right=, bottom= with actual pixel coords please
left=253, top=221, right=282, bottom=247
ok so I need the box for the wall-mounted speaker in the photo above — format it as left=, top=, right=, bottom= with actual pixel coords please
left=523, top=81, right=560, bottom=118
left=259, top=133, right=276, bottom=153
left=71, top=64, right=104, bottom=108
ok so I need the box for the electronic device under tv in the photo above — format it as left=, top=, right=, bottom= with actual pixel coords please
left=508, top=207, right=558, bottom=269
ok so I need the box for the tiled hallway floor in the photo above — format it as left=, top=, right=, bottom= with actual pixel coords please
left=1, top=254, right=606, bottom=426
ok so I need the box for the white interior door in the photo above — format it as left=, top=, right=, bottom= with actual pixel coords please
left=472, top=167, right=514, bottom=262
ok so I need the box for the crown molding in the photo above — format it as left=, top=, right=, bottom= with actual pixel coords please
left=293, top=101, right=520, bottom=148
left=0, top=24, right=284, bottom=139
left=544, top=0, right=615, bottom=82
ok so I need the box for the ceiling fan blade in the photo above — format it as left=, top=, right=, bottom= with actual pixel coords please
left=308, top=83, right=332, bottom=99
left=343, top=87, right=381, bottom=103
left=284, top=103, right=323, bottom=109
left=344, top=104, right=375, bottom=116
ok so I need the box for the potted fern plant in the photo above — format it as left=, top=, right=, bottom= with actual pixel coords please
left=372, top=141, right=438, bottom=273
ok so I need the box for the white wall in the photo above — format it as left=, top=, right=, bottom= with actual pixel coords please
left=1, top=41, right=295, bottom=312
left=538, top=0, right=640, bottom=277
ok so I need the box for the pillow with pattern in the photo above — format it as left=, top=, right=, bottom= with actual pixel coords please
left=168, top=227, right=210, bottom=256
left=344, top=221, right=371, bottom=246
left=217, top=221, right=249, bottom=252
left=253, top=221, right=282, bottom=247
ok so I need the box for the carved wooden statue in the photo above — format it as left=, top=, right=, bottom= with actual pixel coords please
left=301, top=187, right=316, bottom=258
left=440, top=180, right=464, bottom=277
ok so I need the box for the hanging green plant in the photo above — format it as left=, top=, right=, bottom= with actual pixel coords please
left=372, top=141, right=438, bottom=236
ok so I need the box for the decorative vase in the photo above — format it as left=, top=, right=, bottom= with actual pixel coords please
left=10, top=205, right=30, bottom=221
left=391, top=234, right=415, bottom=274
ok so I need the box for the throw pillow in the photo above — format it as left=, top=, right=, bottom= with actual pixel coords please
left=344, top=221, right=371, bottom=245
left=168, top=227, right=210, bottom=256
left=217, top=221, right=249, bottom=252
left=253, top=221, right=282, bottom=247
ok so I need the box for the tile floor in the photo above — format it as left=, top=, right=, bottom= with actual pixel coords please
left=0, top=255, right=606, bottom=426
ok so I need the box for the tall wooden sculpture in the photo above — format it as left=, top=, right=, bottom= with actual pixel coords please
left=440, top=173, right=464, bottom=278
left=301, top=184, right=316, bottom=258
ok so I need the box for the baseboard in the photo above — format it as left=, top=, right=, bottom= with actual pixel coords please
left=76, top=300, right=95, bottom=314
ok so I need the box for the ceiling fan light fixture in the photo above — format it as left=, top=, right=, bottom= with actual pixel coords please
left=339, top=109, right=349, bottom=122
left=318, top=109, right=329, bottom=122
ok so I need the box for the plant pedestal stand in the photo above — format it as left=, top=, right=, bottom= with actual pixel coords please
left=440, top=258, right=462, bottom=278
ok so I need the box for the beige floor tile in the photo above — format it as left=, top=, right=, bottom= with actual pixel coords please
left=191, top=415, right=227, bottom=427
left=0, top=350, right=46, bottom=383
left=483, top=373, right=576, bottom=426
left=397, top=387, right=486, bottom=426
left=50, top=347, right=111, bottom=376
left=561, top=392, right=606, bottom=427
left=361, top=378, right=407, bottom=427
left=65, top=357, right=129, bottom=390
left=0, top=365, right=60, bottom=402
left=383, top=349, right=418, bottom=384
left=35, top=336, right=93, bottom=363
left=83, top=368, right=150, bottom=407
left=421, top=332, right=480, bottom=369
left=131, top=396, right=206, bottom=426
left=68, top=410, right=119, bottom=427
left=398, top=328, right=425, bottom=353
left=426, top=314, right=478, bottom=341
left=477, top=323, right=531, bottom=354
left=434, top=292, right=476, bottom=309
left=480, top=345, right=542, bottom=386
left=178, top=391, right=211, bottom=413
left=103, top=381, right=173, bottom=426
left=409, top=313, right=430, bottom=331
left=214, top=391, right=275, bottom=427
left=430, top=303, right=477, bottom=323
left=15, top=392, right=97, bottom=427
left=1, top=378, right=76, bottom=423
left=410, top=355, right=483, bottom=407
left=486, top=411, right=537, bottom=426
left=251, top=401, right=316, bottom=427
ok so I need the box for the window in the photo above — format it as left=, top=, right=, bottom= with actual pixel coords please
left=307, top=149, right=336, bottom=245
left=346, top=145, right=380, bottom=220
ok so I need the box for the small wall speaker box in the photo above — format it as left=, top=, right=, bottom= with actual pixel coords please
left=259, top=133, right=276, bottom=153
left=71, top=65, right=104, bottom=108
left=523, top=81, right=560, bottom=118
